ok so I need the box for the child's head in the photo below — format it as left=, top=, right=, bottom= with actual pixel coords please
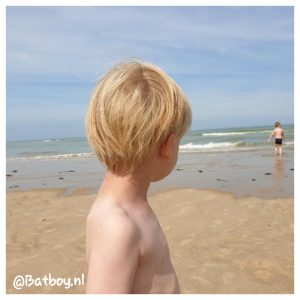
left=275, top=121, right=281, bottom=128
left=86, top=60, right=192, bottom=176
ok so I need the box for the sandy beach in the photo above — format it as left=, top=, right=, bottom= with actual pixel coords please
left=6, top=150, right=294, bottom=293
left=6, top=4, right=294, bottom=295
left=6, top=150, right=294, bottom=294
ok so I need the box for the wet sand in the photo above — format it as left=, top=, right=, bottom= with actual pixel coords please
left=6, top=148, right=294, bottom=199
left=6, top=187, right=293, bottom=293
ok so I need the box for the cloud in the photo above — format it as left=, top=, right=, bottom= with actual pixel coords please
left=6, top=6, right=294, bottom=140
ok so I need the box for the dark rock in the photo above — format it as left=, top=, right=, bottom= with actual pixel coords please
left=198, top=170, right=203, bottom=173
left=264, top=172, right=272, bottom=175
left=176, top=168, right=183, bottom=171
left=12, top=170, right=18, bottom=173
left=59, top=177, right=64, bottom=180
left=6, top=174, right=13, bottom=177
left=290, top=168, right=294, bottom=171
left=251, top=179, right=256, bottom=181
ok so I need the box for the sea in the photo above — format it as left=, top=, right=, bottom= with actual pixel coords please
left=7, top=124, right=294, bottom=162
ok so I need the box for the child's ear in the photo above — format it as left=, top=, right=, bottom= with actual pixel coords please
left=159, top=133, right=176, bottom=159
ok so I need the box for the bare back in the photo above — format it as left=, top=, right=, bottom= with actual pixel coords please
left=86, top=195, right=180, bottom=294
left=274, top=127, right=284, bottom=139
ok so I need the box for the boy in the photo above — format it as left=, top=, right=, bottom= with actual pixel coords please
left=268, top=121, right=285, bottom=157
left=85, top=60, right=192, bottom=293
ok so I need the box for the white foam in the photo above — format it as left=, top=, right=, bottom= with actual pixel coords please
left=7, top=152, right=94, bottom=162
left=180, top=142, right=238, bottom=150
left=202, top=130, right=270, bottom=136
left=42, top=138, right=60, bottom=142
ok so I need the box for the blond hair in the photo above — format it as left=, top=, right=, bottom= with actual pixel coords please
left=86, top=60, right=192, bottom=174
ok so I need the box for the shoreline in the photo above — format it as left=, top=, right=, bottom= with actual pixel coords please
left=6, top=187, right=293, bottom=293
left=6, top=148, right=294, bottom=199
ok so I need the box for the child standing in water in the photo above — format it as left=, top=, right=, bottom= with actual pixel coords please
left=268, top=121, right=285, bottom=157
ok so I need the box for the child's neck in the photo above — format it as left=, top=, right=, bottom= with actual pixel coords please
left=99, top=169, right=151, bottom=204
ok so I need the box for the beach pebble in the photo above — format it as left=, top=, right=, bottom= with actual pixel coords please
left=217, top=178, right=227, bottom=182
left=59, top=177, right=64, bottom=180
left=6, top=174, right=13, bottom=177
left=12, top=170, right=18, bottom=173
left=264, top=172, right=272, bottom=175
left=40, top=218, right=47, bottom=222
left=252, top=178, right=256, bottom=181
left=290, top=168, right=294, bottom=171
left=67, top=170, right=75, bottom=172
left=176, top=168, right=183, bottom=171
left=198, top=170, right=203, bottom=173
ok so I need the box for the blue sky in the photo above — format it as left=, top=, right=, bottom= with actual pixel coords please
left=6, top=6, right=294, bottom=141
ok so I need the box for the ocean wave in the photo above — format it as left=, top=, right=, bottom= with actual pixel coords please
left=7, top=152, right=94, bottom=162
left=180, top=142, right=239, bottom=150
left=42, top=138, right=60, bottom=142
left=179, top=141, right=294, bottom=153
left=202, top=130, right=270, bottom=136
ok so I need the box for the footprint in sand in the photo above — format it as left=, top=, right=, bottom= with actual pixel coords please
left=187, top=232, right=196, bottom=238
left=222, top=272, right=234, bottom=284
left=222, top=209, right=229, bottom=215
left=52, top=244, right=65, bottom=250
left=211, top=220, right=222, bottom=228
left=179, top=239, right=192, bottom=246
left=191, top=275, right=211, bottom=286
left=174, top=252, right=183, bottom=258
left=45, top=228, right=56, bottom=233
left=254, top=269, right=276, bottom=282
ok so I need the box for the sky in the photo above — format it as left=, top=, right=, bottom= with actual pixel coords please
left=6, top=6, right=294, bottom=141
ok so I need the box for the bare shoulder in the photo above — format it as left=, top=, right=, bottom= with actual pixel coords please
left=86, top=199, right=142, bottom=293
left=86, top=199, right=142, bottom=258
left=87, top=200, right=140, bottom=241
